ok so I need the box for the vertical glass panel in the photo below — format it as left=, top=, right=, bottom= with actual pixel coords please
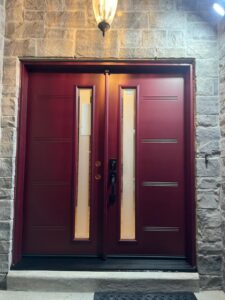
left=120, top=88, right=136, bottom=240
left=74, top=89, right=92, bottom=240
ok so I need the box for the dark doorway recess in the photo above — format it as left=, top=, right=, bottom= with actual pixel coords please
left=13, top=60, right=196, bottom=270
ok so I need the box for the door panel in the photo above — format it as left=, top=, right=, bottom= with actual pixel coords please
left=107, top=74, right=186, bottom=256
left=23, top=72, right=105, bottom=255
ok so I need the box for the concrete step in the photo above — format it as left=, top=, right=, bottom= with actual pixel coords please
left=7, top=271, right=200, bottom=293
left=1, top=291, right=225, bottom=300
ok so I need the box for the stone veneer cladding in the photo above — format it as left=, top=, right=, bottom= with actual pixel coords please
left=0, top=0, right=6, bottom=289
left=0, top=0, right=223, bottom=290
left=218, top=17, right=225, bottom=291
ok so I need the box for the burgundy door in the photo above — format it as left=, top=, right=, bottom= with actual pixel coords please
left=106, top=74, right=186, bottom=256
left=23, top=72, right=105, bottom=255
left=22, top=70, right=188, bottom=258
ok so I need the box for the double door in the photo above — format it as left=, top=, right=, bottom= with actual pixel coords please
left=23, top=71, right=187, bottom=258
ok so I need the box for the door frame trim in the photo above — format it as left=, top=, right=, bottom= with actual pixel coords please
left=13, top=59, right=196, bottom=267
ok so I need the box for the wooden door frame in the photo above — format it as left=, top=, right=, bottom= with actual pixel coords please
left=12, top=59, right=196, bottom=267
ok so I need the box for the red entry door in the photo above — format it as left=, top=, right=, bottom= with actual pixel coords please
left=22, top=71, right=187, bottom=258
left=23, top=72, right=105, bottom=255
left=106, top=74, right=186, bottom=256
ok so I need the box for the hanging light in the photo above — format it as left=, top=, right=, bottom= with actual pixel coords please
left=92, top=0, right=118, bottom=36
left=213, top=2, right=225, bottom=16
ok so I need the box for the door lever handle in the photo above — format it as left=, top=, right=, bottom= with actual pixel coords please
left=109, top=159, right=117, bottom=205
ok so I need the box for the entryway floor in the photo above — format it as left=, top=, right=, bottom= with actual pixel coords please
left=0, top=291, right=224, bottom=300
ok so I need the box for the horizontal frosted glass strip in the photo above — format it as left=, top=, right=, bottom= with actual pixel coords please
left=142, top=182, right=178, bottom=187
left=143, top=227, right=180, bottom=232
left=74, top=89, right=91, bottom=240
left=141, top=139, right=177, bottom=144
left=120, top=88, right=136, bottom=241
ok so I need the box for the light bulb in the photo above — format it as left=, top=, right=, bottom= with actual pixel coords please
left=213, top=3, right=225, bottom=16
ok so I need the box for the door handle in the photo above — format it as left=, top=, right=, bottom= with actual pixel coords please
left=109, top=159, right=117, bottom=206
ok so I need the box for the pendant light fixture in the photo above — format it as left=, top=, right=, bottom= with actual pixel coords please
left=92, top=0, right=118, bottom=36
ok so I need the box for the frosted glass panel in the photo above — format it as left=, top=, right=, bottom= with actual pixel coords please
left=120, top=89, right=136, bottom=240
left=74, top=89, right=92, bottom=240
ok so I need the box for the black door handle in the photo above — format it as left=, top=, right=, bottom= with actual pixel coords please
left=109, top=159, right=117, bottom=205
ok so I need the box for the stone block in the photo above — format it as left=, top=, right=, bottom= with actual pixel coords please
left=198, top=241, right=222, bottom=254
left=1, top=116, right=17, bottom=128
left=197, top=209, right=222, bottom=229
left=6, top=3, right=24, bottom=22
left=186, top=12, right=203, bottom=23
left=167, top=31, right=184, bottom=48
left=197, top=189, right=219, bottom=209
left=200, top=275, right=222, bottom=290
left=196, top=127, right=220, bottom=142
left=196, top=78, right=215, bottom=96
left=45, top=0, right=64, bottom=11
left=5, top=22, right=44, bottom=39
left=4, top=39, right=36, bottom=57
left=0, top=221, right=12, bottom=241
left=119, top=48, right=156, bottom=59
left=197, top=177, right=220, bottom=189
left=2, top=84, right=20, bottom=98
left=36, top=39, right=74, bottom=57
left=198, top=225, right=222, bottom=243
left=149, top=11, right=186, bottom=30
left=0, top=254, right=10, bottom=273
left=187, top=41, right=217, bottom=59
left=213, top=79, right=219, bottom=95
left=198, top=255, right=222, bottom=275
left=44, top=28, right=75, bottom=39
left=0, top=6, right=5, bottom=36
left=152, top=47, right=185, bottom=58
left=46, top=11, right=85, bottom=28
left=1, top=97, right=17, bottom=116
left=196, top=96, right=219, bottom=115
left=24, top=0, right=45, bottom=10
left=0, top=241, right=11, bottom=254
left=0, top=201, right=13, bottom=220
left=197, top=115, right=218, bottom=127
left=3, top=58, right=20, bottom=88
left=24, top=11, right=44, bottom=21
left=143, top=30, right=167, bottom=48
left=64, top=0, right=86, bottom=10
left=134, top=0, right=176, bottom=11
left=197, top=158, right=220, bottom=177
left=1, top=128, right=16, bottom=143
left=112, top=12, right=148, bottom=29
left=196, top=59, right=218, bottom=78
left=0, top=178, right=12, bottom=190
left=196, top=127, right=220, bottom=153
left=187, top=22, right=217, bottom=40
left=117, top=0, right=134, bottom=11
left=120, top=30, right=142, bottom=48
left=6, top=0, right=23, bottom=10
left=0, top=159, right=13, bottom=178
left=0, top=187, right=13, bottom=200
left=76, top=30, right=119, bottom=58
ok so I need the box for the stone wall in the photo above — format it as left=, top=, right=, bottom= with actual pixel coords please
left=218, top=17, right=225, bottom=291
left=0, top=0, right=223, bottom=290
left=0, top=0, right=6, bottom=289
